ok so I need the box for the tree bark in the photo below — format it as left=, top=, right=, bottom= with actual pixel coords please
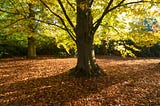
left=69, top=0, right=106, bottom=77
left=27, top=3, right=37, bottom=58
left=69, top=40, right=106, bottom=77
left=28, top=37, right=36, bottom=58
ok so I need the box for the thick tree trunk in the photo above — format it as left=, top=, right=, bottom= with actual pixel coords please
left=28, top=37, right=36, bottom=58
left=69, top=0, right=106, bottom=77
left=70, top=42, right=106, bottom=77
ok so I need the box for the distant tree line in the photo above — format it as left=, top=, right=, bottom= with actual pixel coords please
left=1, top=34, right=160, bottom=58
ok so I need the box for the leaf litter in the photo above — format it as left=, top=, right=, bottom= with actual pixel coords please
left=0, top=56, right=160, bottom=106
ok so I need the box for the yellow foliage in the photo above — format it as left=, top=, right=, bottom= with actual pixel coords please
left=79, top=2, right=87, bottom=10
left=26, top=0, right=38, bottom=4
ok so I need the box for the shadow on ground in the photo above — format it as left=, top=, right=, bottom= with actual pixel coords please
left=0, top=58, right=159, bottom=106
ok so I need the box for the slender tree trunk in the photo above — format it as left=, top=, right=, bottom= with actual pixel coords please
left=69, top=0, right=106, bottom=77
left=27, top=3, right=37, bottom=58
left=28, top=37, right=36, bottom=58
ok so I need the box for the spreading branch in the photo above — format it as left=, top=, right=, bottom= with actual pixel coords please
left=8, top=0, right=20, bottom=13
left=39, top=0, right=76, bottom=42
left=35, top=19, right=76, bottom=42
left=92, top=0, right=114, bottom=35
left=66, top=0, right=76, bottom=11
left=92, top=0, right=156, bottom=35
left=89, top=0, right=94, bottom=7
left=0, top=18, right=26, bottom=30
left=0, top=9, right=19, bottom=15
left=39, top=0, right=63, bottom=21
left=33, top=19, right=66, bottom=30
left=122, top=1, right=160, bottom=6
left=57, top=0, right=75, bottom=32
left=17, top=0, right=27, bottom=14
left=108, top=0, right=151, bottom=12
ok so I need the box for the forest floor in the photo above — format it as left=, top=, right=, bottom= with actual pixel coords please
left=0, top=56, right=160, bottom=106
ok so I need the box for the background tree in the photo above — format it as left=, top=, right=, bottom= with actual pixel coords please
left=0, top=0, right=76, bottom=57
left=0, top=1, right=38, bottom=58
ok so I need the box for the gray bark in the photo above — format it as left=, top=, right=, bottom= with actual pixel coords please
left=27, top=3, right=37, bottom=58
left=69, top=0, right=106, bottom=77
left=28, top=37, right=36, bottom=58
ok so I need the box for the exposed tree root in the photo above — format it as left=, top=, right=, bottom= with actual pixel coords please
left=68, top=64, right=106, bottom=78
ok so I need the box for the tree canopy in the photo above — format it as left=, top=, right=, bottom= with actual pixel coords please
left=0, top=0, right=159, bottom=47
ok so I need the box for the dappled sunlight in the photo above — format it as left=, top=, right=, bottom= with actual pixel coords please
left=0, top=58, right=77, bottom=86
left=1, top=0, right=160, bottom=105
left=97, top=56, right=160, bottom=65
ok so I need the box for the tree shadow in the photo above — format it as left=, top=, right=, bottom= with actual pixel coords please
left=0, top=60, right=159, bottom=106
left=0, top=72, right=108, bottom=106
left=0, top=56, right=75, bottom=63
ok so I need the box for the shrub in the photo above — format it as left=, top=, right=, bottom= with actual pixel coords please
left=95, top=39, right=160, bottom=57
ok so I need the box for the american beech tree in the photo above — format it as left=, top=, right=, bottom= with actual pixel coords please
left=0, top=0, right=159, bottom=77
left=39, top=0, right=159, bottom=77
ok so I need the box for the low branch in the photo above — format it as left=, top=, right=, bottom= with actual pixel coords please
left=39, top=0, right=76, bottom=42
left=33, top=18, right=76, bottom=41
left=0, top=9, right=19, bottom=15
left=66, top=0, right=76, bottom=11
left=39, top=0, right=63, bottom=20
left=89, top=0, right=94, bottom=6
left=0, top=18, right=26, bottom=30
left=33, top=18, right=66, bottom=30
left=92, top=0, right=157, bottom=36
left=108, top=0, right=148, bottom=12
left=122, top=1, right=160, bottom=6
left=8, top=0, right=20, bottom=13
left=92, top=0, right=114, bottom=35
left=18, top=0, right=27, bottom=14
left=67, top=29, right=76, bottom=42
left=57, top=0, right=75, bottom=32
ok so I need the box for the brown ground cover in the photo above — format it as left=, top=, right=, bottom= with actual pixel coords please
left=0, top=56, right=160, bottom=106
